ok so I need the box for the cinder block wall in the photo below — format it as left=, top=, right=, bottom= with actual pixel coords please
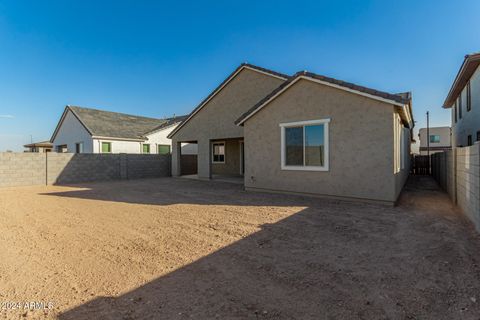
left=456, top=144, right=480, bottom=230
left=432, top=144, right=480, bottom=232
left=126, top=154, right=171, bottom=179
left=0, top=153, right=47, bottom=187
left=0, top=153, right=171, bottom=187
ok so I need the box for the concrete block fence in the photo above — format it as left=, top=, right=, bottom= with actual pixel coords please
left=0, top=153, right=171, bottom=187
left=432, top=144, right=480, bottom=232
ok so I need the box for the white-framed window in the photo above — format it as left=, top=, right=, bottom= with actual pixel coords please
left=142, top=144, right=151, bottom=154
left=101, top=142, right=112, bottom=153
left=212, top=142, right=225, bottom=163
left=280, top=119, right=330, bottom=171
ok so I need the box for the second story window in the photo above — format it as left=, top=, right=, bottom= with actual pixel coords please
left=477, top=131, right=480, bottom=142
left=429, top=135, right=440, bottom=143
left=468, top=135, right=472, bottom=146
left=454, top=101, right=457, bottom=123
left=458, top=95, right=463, bottom=119
left=467, top=81, right=472, bottom=112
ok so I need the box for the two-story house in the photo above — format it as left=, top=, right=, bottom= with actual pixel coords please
left=418, top=126, right=451, bottom=155
left=443, top=52, right=480, bottom=147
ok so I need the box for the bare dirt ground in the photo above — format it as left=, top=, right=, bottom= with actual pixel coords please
left=0, top=176, right=480, bottom=320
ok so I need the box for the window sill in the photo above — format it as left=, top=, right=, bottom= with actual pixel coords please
left=281, top=165, right=329, bottom=172
left=212, top=161, right=225, bottom=164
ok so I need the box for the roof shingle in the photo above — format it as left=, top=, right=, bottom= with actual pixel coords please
left=67, top=106, right=184, bottom=140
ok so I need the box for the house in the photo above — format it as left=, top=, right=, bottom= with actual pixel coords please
left=51, top=106, right=197, bottom=154
left=24, top=141, right=53, bottom=153
left=168, top=63, right=414, bottom=205
left=417, top=127, right=451, bottom=155
left=443, top=52, right=480, bottom=147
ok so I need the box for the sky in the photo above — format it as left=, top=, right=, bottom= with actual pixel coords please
left=0, top=0, right=479, bottom=151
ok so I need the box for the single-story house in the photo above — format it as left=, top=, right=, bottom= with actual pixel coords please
left=51, top=105, right=197, bottom=154
left=168, top=63, right=413, bottom=205
left=24, top=141, right=53, bottom=153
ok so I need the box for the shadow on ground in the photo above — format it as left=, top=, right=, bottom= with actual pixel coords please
left=56, top=176, right=480, bottom=319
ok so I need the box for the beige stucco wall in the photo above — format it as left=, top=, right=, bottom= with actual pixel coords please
left=243, top=79, right=406, bottom=204
left=211, top=139, right=242, bottom=176
left=171, top=67, right=285, bottom=178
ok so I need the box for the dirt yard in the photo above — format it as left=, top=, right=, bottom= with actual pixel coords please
left=0, top=176, right=480, bottom=319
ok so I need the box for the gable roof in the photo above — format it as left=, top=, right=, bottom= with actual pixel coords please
left=235, top=70, right=412, bottom=126
left=51, top=106, right=185, bottom=142
left=144, top=115, right=189, bottom=135
left=443, top=52, right=480, bottom=108
left=166, top=63, right=289, bottom=139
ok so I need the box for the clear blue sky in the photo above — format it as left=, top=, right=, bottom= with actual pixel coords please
left=0, top=0, right=479, bottom=151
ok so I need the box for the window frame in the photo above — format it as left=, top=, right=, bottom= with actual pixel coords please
left=212, top=141, right=226, bottom=164
left=429, top=135, right=441, bottom=143
left=75, top=142, right=84, bottom=154
left=458, top=95, right=462, bottom=119
left=101, top=142, right=112, bottom=153
left=157, top=144, right=171, bottom=155
left=280, top=118, right=330, bottom=172
left=454, top=100, right=457, bottom=123
left=467, top=81, right=471, bottom=112
left=142, top=143, right=151, bottom=154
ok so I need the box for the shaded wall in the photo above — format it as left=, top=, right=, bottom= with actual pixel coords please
left=432, top=144, right=480, bottom=231
left=171, top=68, right=285, bottom=179
left=0, top=153, right=171, bottom=187
left=211, top=139, right=242, bottom=176
left=243, top=79, right=402, bottom=204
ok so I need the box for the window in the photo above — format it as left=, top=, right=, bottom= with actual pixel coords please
left=101, top=142, right=111, bottom=153
left=157, top=144, right=170, bottom=155
left=429, top=135, right=440, bottom=143
left=142, top=144, right=150, bottom=154
left=56, top=145, right=67, bottom=153
left=477, top=131, right=480, bottom=142
left=280, top=119, right=329, bottom=171
left=75, top=142, right=83, bottom=153
left=212, top=142, right=225, bottom=163
left=454, top=101, right=457, bottom=123
left=467, top=82, right=472, bottom=112
left=458, top=95, right=462, bottom=119
left=468, top=135, right=473, bottom=146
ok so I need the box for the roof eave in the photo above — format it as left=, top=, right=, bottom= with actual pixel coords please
left=91, top=135, right=146, bottom=142
left=442, top=53, right=480, bottom=108
left=167, top=63, right=289, bottom=139
left=236, top=74, right=410, bottom=126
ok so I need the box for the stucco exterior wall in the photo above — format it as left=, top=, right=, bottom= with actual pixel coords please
left=146, top=124, right=197, bottom=155
left=171, top=68, right=285, bottom=178
left=394, top=125, right=411, bottom=200
left=418, top=127, right=451, bottom=147
left=211, top=139, right=242, bottom=176
left=243, top=79, right=405, bottom=204
left=92, top=139, right=142, bottom=153
left=52, top=110, right=94, bottom=153
left=452, top=65, right=480, bottom=147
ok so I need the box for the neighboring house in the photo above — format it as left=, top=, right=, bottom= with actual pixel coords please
left=24, top=141, right=53, bottom=153
left=51, top=106, right=197, bottom=154
left=168, top=63, right=413, bottom=205
left=418, top=127, right=451, bottom=155
left=443, top=52, right=480, bottom=147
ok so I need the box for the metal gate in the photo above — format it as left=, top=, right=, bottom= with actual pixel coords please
left=411, top=155, right=430, bottom=175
